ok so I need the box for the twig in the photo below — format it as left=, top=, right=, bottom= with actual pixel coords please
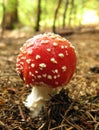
left=38, top=123, right=46, bottom=130
left=94, top=122, right=99, bottom=130
left=18, top=105, right=25, bottom=121
left=86, top=111, right=96, bottom=122
left=61, top=115, right=83, bottom=130
left=49, top=124, right=67, bottom=130
left=0, top=121, right=8, bottom=130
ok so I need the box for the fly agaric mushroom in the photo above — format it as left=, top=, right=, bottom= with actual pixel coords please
left=16, top=33, right=76, bottom=117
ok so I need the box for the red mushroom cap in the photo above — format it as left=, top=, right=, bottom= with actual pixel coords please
left=16, top=33, right=76, bottom=88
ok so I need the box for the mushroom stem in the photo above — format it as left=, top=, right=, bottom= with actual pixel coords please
left=24, top=85, right=53, bottom=117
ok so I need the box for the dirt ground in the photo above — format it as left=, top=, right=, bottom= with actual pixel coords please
left=0, top=30, right=99, bottom=130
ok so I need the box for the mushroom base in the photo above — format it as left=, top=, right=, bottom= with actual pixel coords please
left=24, top=85, right=54, bottom=117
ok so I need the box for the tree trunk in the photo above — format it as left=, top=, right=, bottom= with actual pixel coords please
left=68, top=0, right=74, bottom=26
left=1, top=1, right=5, bottom=36
left=2, top=0, right=19, bottom=30
left=35, top=0, right=41, bottom=32
left=53, top=0, right=62, bottom=33
left=62, top=0, right=69, bottom=28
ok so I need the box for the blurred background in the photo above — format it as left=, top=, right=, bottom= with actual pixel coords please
left=0, top=0, right=99, bottom=36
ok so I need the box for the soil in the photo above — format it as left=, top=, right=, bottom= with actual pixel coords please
left=0, top=30, right=99, bottom=130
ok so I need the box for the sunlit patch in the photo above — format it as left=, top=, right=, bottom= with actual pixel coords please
left=82, top=10, right=98, bottom=25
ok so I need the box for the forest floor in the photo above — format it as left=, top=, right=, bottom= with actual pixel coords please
left=0, top=29, right=99, bottom=130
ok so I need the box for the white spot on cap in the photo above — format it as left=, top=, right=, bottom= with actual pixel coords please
left=36, top=55, right=41, bottom=60
left=29, top=71, right=32, bottom=76
left=58, top=53, right=64, bottom=58
left=50, top=58, right=57, bottom=64
left=53, top=74, right=60, bottom=79
left=56, top=37, right=64, bottom=42
left=53, top=75, right=57, bottom=79
left=61, top=45, right=68, bottom=49
left=37, top=75, right=42, bottom=79
left=35, top=71, right=38, bottom=73
left=63, top=38, right=67, bottom=41
left=16, top=64, right=20, bottom=67
left=27, top=50, right=33, bottom=54
left=17, top=58, right=20, bottom=62
left=53, top=42, right=58, bottom=46
left=21, top=56, right=26, bottom=60
left=70, top=44, right=75, bottom=49
left=65, top=50, right=68, bottom=56
left=20, top=62, right=24, bottom=65
left=47, top=75, right=52, bottom=80
left=31, top=73, right=34, bottom=77
left=31, top=63, right=35, bottom=68
left=39, top=63, right=46, bottom=70
left=26, top=42, right=34, bottom=48
left=62, top=66, right=67, bottom=72
left=61, top=45, right=64, bottom=49
left=52, top=69, right=58, bottom=73
left=46, top=48, right=51, bottom=52
left=20, top=47, right=24, bottom=52
left=23, top=50, right=26, bottom=54
left=42, top=74, right=47, bottom=78
left=41, top=40, right=49, bottom=44
left=26, top=59, right=31, bottom=64
left=65, top=45, right=68, bottom=48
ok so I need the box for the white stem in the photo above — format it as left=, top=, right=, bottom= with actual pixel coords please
left=24, top=85, right=53, bottom=117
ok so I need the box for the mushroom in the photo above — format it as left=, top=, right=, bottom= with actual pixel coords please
left=16, top=33, right=76, bottom=117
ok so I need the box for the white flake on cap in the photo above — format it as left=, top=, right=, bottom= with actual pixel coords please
left=70, top=44, right=75, bottom=49
left=37, top=75, right=42, bottom=79
left=62, top=66, right=67, bottom=72
left=17, top=58, right=20, bottom=62
left=20, top=47, right=24, bottom=52
left=61, top=44, right=68, bottom=49
left=26, top=59, right=31, bottom=64
left=41, top=40, right=49, bottom=44
left=31, top=73, right=34, bottom=77
left=53, top=42, right=58, bottom=46
left=42, top=74, right=47, bottom=78
left=35, top=71, right=38, bottom=74
left=27, top=50, right=33, bottom=54
left=21, top=56, right=26, bottom=60
left=39, top=63, right=46, bottom=70
left=46, top=48, right=51, bottom=52
left=23, top=50, right=26, bottom=54
left=53, top=75, right=57, bottom=79
left=31, top=63, right=35, bottom=68
left=65, top=50, right=68, bottom=56
left=36, top=55, right=41, bottom=60
left=16, top=63, right=20, bottom=67
left=65, top=45, right=68, bottom=48
left=26, top=42, right=34, bottom=48
left=53, top=74, right=60, bottom=79
left=61, top=45, right=65, bottom=49
left=19, top=62, right=24, bottom=65
left=56, top=37, right=65, bottom=42
left=29, top=71, right=32, bottom=76
left=47, top=75, right=52, bottom=80
left=50, top=58, right=57, bottom=64
left=58, top=53, right=64, bottom=58
left=52, top=69, right=58, bottom=73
